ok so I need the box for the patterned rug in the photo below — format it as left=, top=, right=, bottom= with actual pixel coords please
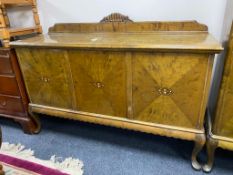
left=0, top=142, right=83, bottom=175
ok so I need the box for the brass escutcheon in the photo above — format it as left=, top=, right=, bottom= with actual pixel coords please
left=41, top=76, right=49, bottom=83
left=158, top=87, right=173, bottom=96
left=91, top=82, right=104, bottom=88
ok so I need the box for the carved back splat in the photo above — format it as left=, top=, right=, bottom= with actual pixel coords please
left=100, top=13, right=133, bottom=23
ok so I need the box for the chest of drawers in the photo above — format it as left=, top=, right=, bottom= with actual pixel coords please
left=0, top=48, right=40, bottom=134
left=0, top=126, right=3, bottom=175
left=11, top=13, right=222, bottom=169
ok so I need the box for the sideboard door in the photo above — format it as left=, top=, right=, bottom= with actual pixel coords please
left=132, top=53, right=211, bottom=129
left=68, top=50, right=127, bottom=118
left=16, top=48, right=73, bottom=109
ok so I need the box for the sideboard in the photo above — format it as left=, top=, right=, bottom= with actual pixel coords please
left=10, top=13, right=222, bottom=170
left=203, top=22, right=233, bottom=172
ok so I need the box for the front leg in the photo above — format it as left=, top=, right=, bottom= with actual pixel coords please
left=14, top=111, right=41, bottom=134
left=191, top=134, right=206, bottom=170
left=0, top=164, right=4, bottom=175
left=202, top=137, right=218, bottom=172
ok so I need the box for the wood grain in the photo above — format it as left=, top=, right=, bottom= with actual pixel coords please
left=132, top=53, right=211, bottom=129
left=49, top=21, right=208, bottom=33
left=68, top=50, right=127, bottom=117
left=0, top=127, right=3, bottom=175
left=213, top=22, right=233, bottom=138
left=11, top=32, right=222, bottom=53
left=30, top=104, right=203, bottom=140
left=0, top=48, right=40, bottom=134
left=16, top=48, right=73, bottom=109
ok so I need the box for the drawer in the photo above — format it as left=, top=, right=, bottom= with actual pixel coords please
left=0, top=95, right=24, bottom=113
left=0, top=50, right=10, bottom=58
left=0, top=53, right=13, bottom=75
left=0, top=76, right=20, bottom=96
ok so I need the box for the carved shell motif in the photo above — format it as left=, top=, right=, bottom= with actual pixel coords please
left=100, top=13, right=133, bottom=23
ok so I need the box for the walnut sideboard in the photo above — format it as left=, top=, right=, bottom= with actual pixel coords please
left=203, top=23, right=233, bottom=172
left=10, top=13, right=222, bottom=170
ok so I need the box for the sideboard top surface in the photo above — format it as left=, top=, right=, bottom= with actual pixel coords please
left=10, top=32, right=222, bottom=53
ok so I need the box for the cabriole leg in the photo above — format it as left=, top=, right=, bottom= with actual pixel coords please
left=191, top=134, right=206, bottom=170
left=202, top=137, right=218, bottom=173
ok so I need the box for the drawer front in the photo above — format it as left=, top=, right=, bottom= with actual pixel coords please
left=0, top=51, right=13, bottom=75
left=0, top=76, right=20, bottom=96
left=0, top=95, right=24, bottom=113
left=16, top=48, right=73, bottom=109
left=68, top=50, right=127, bottom=118
left=132, top=53, right=210, bottom=129
left=0, top=50, right=10, bottom=58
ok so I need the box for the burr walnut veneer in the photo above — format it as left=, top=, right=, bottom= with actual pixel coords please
left=10, top=14, right=222, bottom=170
left=203, top=23, right=233, bottom=172
left=0, top=48, right=39, bottom=134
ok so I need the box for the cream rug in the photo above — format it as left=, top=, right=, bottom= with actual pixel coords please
left=0, top=142, right=84, bottom=175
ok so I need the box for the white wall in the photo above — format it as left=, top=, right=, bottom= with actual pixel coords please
left=37, top=0, right=227, bottom=41
left=208, top=0, right=233, bottom=115
left=8, top=0, right=227, bottom=42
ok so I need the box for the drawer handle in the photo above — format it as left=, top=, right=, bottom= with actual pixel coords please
left=157, top=88, right=173, bottom=96
left=0, top=100, right=7, bottom=107
left=91, top=82, right=104, bottom=88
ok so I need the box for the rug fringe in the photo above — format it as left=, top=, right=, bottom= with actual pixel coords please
left=1, top=142, right=34, bottom=158
left=0, top=142, right=84, bottom=175
left=50, top=156, right=84, bottom=175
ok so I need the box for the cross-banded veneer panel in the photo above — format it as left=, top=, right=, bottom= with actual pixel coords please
left=16, top=48, right=73, bottom=109
left=132, top=53, right=210, bottom=129
left=68, top=50, right=127, bottom=117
